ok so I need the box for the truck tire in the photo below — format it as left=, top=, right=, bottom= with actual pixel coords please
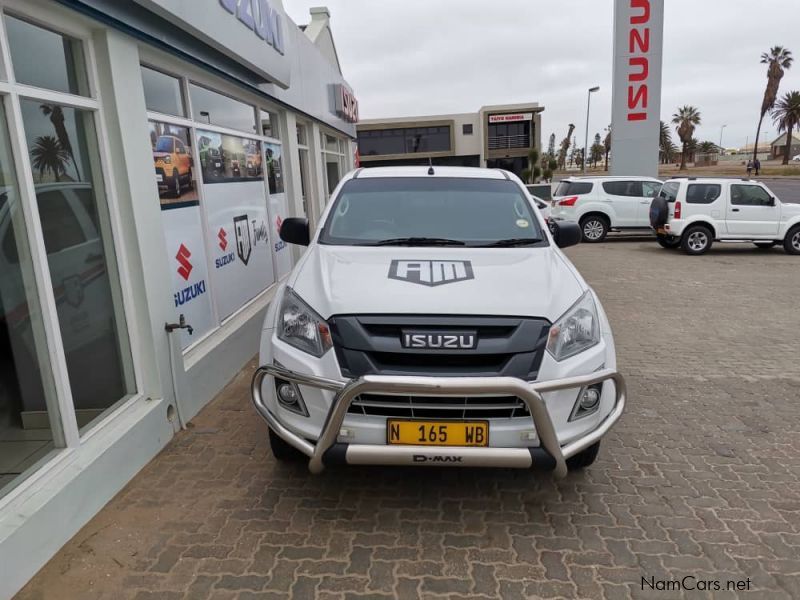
left=567, top=441, right=601, bottom=470
left=269, top=428, right=305, bottom=462
left=784, top=225, right=800, bottom=255
left=580, top=215, right=609, bottom=243
left=681, top=225, right=713, bottom=255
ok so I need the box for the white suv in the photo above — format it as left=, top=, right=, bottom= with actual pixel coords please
left=651, top=177, right=800, bottom=255
left=550, top=176, right=663, bottom=242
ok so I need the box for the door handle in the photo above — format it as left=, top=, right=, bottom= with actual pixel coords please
left=732, top=208, right=740, bottom=212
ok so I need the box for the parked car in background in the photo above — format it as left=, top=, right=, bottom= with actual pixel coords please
left=649, top=177, right=800, bottom=255
left=526, top=183, right=553, bottom=203
left=153, top=135, right=193, bottom=197
left=550, top=176, right=663, bottom=242
left=792, top=154, right=800, bottom=162
left=530, top=194, right=551, bottom=222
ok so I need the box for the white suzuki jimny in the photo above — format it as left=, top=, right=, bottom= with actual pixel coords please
left=650, top=177, right=800, bottom=255
left=251, top=167, right=626, bottom=477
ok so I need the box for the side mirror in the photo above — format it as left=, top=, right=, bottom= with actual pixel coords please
left=768, top=197, right=776, bottom=206
left=552, top=221, right=582, bottom=249
left=279, top=217, right=310, bottom=246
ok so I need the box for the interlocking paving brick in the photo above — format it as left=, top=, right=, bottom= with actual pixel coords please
left=14, top=241, right=800, bottom=599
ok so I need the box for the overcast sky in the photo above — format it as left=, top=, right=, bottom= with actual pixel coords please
left=284, top=0, right=800, bottom=149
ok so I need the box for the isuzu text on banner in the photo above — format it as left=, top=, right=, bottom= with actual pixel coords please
left=610, top=0, right=664, bottom=178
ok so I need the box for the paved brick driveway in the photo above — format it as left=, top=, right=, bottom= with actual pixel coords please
left=16, top=240, right=800, bottom=600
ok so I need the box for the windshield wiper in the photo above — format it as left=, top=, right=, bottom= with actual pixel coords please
left=474, top=238, right=543, bottom=247
left=372, top=237, right=466, bottom=246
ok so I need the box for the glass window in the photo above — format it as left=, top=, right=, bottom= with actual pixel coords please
left=5, top=15, right=88, bottom=96
left=0, top=101, right=62, bottom=498
left=555, top=181, right=593, bottom=196
left=296, top=124, right=307, bottom=146
left=260, top=110, right=279, bottom=139
left=325, top=153, right=341, bottom=195
left=642, top=182, right=662, bottom=198
left=324, top=134, right=339, bottom=153
left=265, top=142, right=284, bottom=194
left=320, top=178, right=545, bottom=246
left=659, top=182, right=680, bottom=202
left=141, top=66, right=184, bottom=117
left=189, top=84, right=256, bottom=133
left=20, top=99, right=134, bottom=432
left=686, top=184, right=721, bottom=204
left=196, top=130, right=262, bottom=184
left=730, top=184, right=772, bottom=206
left=602, top=181, right=643, bottom=197
left=462, top=124, right=473, bottom=135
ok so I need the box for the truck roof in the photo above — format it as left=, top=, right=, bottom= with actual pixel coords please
left=354, top=166, right=509, bottom=180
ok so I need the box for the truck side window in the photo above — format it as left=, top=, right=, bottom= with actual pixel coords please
left=686, top=184, right=721, bottom=204
left=731, top=185, right=772, bottom=206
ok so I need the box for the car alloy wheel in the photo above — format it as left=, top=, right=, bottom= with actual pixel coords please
left=582, top=219, right=605, bottom=242
left=687, top=230, right=708, bottom=252
left=793, top=231, right=800, bottom=252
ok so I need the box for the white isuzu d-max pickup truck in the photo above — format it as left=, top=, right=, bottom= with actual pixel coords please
left=251, top=166, right=626, bottom=478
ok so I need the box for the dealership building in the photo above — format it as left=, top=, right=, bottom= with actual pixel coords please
left=356, top=103, right=543, bottom=178
left=0, top=0, right=356, bottom=595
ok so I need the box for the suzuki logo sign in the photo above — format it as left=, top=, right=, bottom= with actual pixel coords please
left=176, top=244, right=193, bottom=281
left=388, top=260, right=474, bottom=287
left=610, top=0, right=663, bottom=178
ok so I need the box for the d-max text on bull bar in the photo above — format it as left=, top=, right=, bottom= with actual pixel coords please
left=251, top=166, right=626, bottom=477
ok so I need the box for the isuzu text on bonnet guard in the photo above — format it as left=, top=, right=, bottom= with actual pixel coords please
left=251, top=167, right=626, bottom=477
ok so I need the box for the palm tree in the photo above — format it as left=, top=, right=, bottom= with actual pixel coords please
left=771, top=90, right=800, bottom=164
left=659, top=121, right=675, bottom=164
left=31, top=135, right=70, bottom=182
left=39, top=104, right=81, bottom=179
left=697, top=141, right=720, bottom=154
left=671, top=106, right=701, bottom=170
left=753, top=46, right=793, bottom=163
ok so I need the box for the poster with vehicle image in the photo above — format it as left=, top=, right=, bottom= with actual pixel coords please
left=148, top=121, right=198, bottom=206
left=199, top=132, right=275, bottom=320
left=265, top=142, right=293, bottom=280
left=197, top=130, right=263, bottom=184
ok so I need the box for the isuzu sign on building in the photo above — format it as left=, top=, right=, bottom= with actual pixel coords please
left=610, top=0, right=664, bottom=178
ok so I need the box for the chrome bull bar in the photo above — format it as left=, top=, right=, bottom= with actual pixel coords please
left=251, top=365, right=626, bottom=478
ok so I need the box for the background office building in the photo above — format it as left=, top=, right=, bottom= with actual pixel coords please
left=357, top=103, right=543, bottom=178
left=0, top=1, right=356, bottom=596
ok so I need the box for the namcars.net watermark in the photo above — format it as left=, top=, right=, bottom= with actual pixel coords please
left=642, top=576, right=752, bottom=593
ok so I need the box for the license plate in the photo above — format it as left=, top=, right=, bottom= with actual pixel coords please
left=155, top=174, right=163, bottom=182
left=387, top=420, right=489, bottom=447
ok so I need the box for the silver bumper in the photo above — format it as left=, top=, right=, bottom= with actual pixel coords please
left=251, top=365, right=626, bottom=478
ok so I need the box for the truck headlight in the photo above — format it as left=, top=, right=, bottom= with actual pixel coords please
left=546, top=291, right=600, bottom=361
left=277, top=288, right=333, bottom=357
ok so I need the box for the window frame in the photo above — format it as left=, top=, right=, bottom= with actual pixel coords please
left=0, top=0, right=145, bottom=506
left=730, top=184, right=773, bottom=207
left=685, top=183, right=722, bottom=205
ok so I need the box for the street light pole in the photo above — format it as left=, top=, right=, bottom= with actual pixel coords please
left=584, top=86, right=600, bottom=174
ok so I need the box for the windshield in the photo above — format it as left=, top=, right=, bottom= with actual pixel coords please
left=155, top=137, right=173, bottom=152
left=320, top=177, right=546, bottom=247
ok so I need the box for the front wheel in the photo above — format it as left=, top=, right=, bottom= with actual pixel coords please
left=657, top=235, right=680, bottom=249
left=784, top=225, right=800, bottom=255
left=580, top=216, right=609, bottom=243
left=681, top=225, right=713, bottom=255
left=268, top=428, right=305, bottom=462
left=567, top=441, right=601, bottom=470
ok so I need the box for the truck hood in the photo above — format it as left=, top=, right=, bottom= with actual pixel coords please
left=290, top=245, right=585, bottom=321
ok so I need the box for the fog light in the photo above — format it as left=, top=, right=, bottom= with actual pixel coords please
left=569, top=383, right=603, bottom=421
left=580, top=387, right=601, bottom=410
left=277, top=383, right=298, bottom=405
left=274, top=374, right=309, bottom=417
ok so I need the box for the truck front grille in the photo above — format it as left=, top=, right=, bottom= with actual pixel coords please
left=347, top=393, right=531, bottom=419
